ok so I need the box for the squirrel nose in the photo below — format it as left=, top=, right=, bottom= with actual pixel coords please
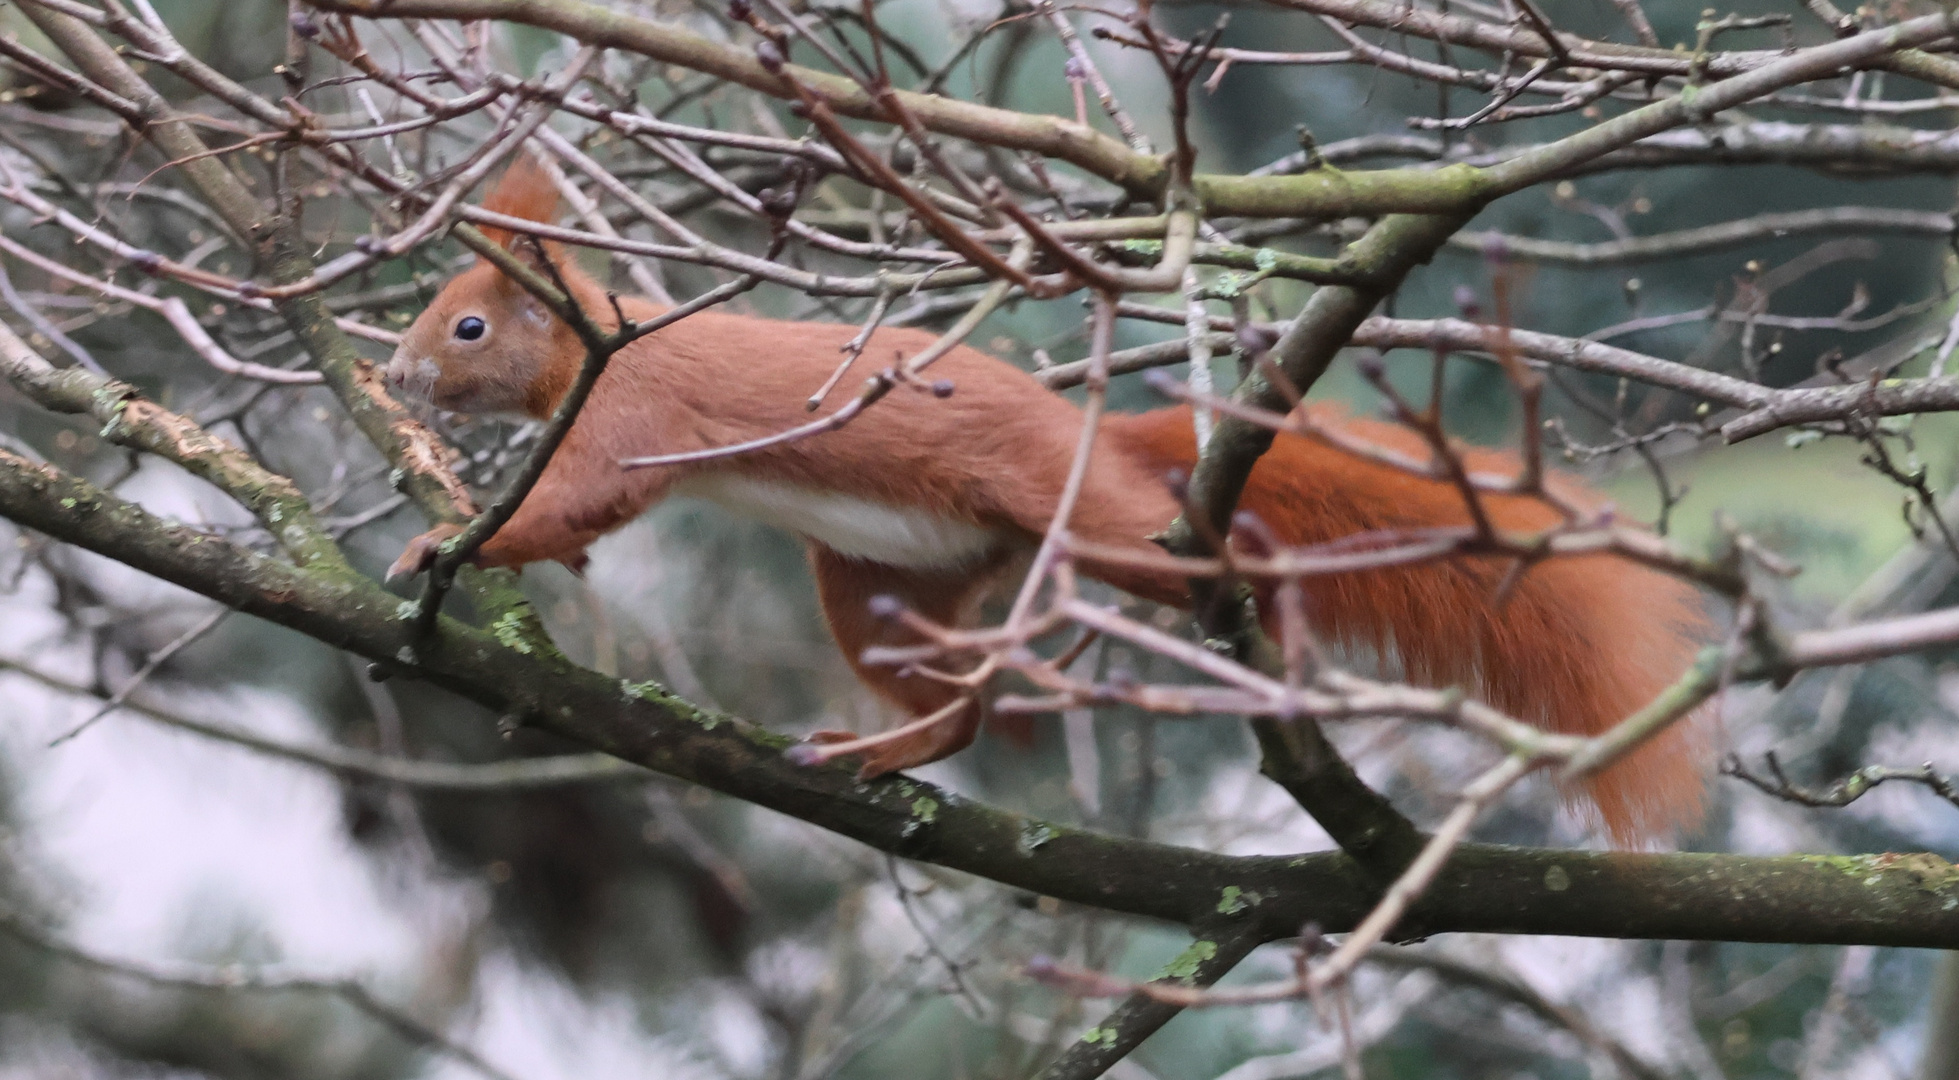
left=385, top=353, right=440, bottom=402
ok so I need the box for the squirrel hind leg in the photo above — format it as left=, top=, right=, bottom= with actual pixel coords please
left=801, top=543, right=1005, bottom=774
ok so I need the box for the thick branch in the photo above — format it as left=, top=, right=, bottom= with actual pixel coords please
left=3, top=452, right=1959, bottom=946
left=1267, top=123, right=1959, bottom=180
left=1722, top=378, right=1959, bottom=441
left=1146, top=213, right=1472, bottom=877
left=1170, top=213, right=1472, bottom=547
left=1578, top=121, right=1959, bottom=175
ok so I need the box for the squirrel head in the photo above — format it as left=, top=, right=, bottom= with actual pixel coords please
left=386, top=155, right=594, bottom=418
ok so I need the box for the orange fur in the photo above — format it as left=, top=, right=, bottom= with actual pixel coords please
left=1105, top=410, right=1710, bottom=844
left=385, top=160, right=1710, bottom=845
left=478, top=154, right=562, bottom=250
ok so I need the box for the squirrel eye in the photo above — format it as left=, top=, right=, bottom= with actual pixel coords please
left=454, top=316, right=487, bottom=341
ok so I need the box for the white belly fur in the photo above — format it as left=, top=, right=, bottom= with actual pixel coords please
left=673, top=473, right=1003, bottom=570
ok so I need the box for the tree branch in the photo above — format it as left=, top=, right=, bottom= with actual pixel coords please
left=1724, top=751, right=1959, bottom=812
left=1037, top=926, right=1265, bottom=1080
left=5, top=451, right=1959, bottom=947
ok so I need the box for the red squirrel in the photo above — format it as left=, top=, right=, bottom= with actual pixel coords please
left=385, top=159, right=1708, bottom=844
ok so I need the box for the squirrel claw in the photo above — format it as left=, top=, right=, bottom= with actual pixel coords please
left=387, top=522, right=466, bottom=580
left=784, top=730, right=863, bottom=768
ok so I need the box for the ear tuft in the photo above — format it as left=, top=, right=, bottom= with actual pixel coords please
left=479, top=154, right=560, bottom=251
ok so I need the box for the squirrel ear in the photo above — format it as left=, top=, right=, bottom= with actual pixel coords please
left=478, top=153, right=560, bottom=251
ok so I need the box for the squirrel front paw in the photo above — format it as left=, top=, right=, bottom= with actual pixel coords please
left=387, top=522, right=467, bottom=580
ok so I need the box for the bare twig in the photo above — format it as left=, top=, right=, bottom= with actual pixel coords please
left=4, top=657, right=643, bottom=789
left=47, top=606, right=230, bottom=747
left=1724, top=751, right=1959, bottom=811
left=0, top=904, right=527, bottom=1080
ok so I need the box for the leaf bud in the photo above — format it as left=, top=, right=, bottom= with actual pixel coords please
left=755, top=39, right=785, bottom=73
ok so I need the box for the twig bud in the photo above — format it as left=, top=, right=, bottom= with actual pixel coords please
left=289, top=11, right=320, bottom=38
left=1232, top=509, right=1279, bottom=555
left=1299, top=922, right=1328, bottom=955
left=930, top=379, right=955, bottom=399
left=867, top=594, right=903, bottom=619
left=1235, top=323, right=1278, bottom=357
left=755, top=39, right=785, bottom=73
left=758, top=185, right=798, bottom=216
left=1162, top=466, right=1190, bottom=504
left=1453, top=284, right=1482, bottom=320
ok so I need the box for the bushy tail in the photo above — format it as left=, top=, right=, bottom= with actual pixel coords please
left=1105, top=405, right=1709, bottom=845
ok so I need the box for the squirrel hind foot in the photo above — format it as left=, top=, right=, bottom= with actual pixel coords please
left=787, top=699, right=983, bottom=777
